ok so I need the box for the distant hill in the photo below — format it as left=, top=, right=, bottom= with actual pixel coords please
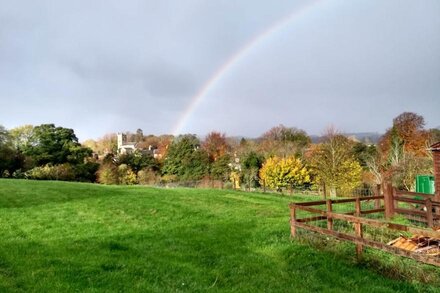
left=311, top=132, right=382, bottom=144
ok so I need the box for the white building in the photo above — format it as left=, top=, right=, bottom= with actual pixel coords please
left=117, top=133, right=137, bottom=154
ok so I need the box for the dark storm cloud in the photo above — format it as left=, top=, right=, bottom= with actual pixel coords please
left=0, top=0, right=439, bottom=140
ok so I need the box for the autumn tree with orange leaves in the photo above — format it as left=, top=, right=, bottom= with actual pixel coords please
left=373, top=112, right=432, bottom=190
left=202, top=132, right=229, bottom=162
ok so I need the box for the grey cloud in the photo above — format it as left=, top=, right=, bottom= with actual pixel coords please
left=0, top=0, right=439, bottom=140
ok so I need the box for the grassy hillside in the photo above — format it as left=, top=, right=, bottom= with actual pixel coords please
left=0, top=179, right=438, bottom=292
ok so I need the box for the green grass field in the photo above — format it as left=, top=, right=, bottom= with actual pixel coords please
left=0, top=179, right=439, bottom=292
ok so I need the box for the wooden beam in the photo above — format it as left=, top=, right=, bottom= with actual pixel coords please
left=297, top=216, right=327, bottom=223
left=395, top=208, right=426, bottom=217
left=325, top=212, right=440, bottom=238
left=395, top=190, right=434, bottom=199
left=360, top=208, right=385, bottom=215
left=394, top=197, right=425, bottom=205
left=290, top=201, right=326, bottom=207
left=291, top=205, right=326, bottom=215
left=293, top=222, right=440, bottom=267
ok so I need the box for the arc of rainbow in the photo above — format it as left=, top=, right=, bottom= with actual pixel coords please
left=172, top=0, right=324, bottom=136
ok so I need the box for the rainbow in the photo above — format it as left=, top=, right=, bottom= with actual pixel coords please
left=171, top=0, right=326, bottom=136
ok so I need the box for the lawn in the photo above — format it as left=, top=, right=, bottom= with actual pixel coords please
left=0, top=179, right=438, bottom=292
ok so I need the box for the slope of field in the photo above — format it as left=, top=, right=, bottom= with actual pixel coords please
left=0, top=179, right=437, bottom=292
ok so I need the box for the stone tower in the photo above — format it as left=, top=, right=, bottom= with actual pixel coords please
left=117, top=133, right=126, bottom=151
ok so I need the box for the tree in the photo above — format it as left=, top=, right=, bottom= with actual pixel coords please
left=377, top=113, right=432, bottom=187
left=135, top=128, right=144, bottom=143
left=202, top=131, right=229, bottom=162
left=162, top=134, right=209, bottom=181
left=351, top=142, right=377, bottom=168
left=241, top=151, right=264, bottom=190
left=392, top=153, right=432, bottom=191
left=259, top=156, right=310, bottom=192
left=429, top=128, right=440, bottom=145
left=308, top=128, right=362, bottom=197
left=117, top=151, right=159, bottom=173
left=23, top=124, right=92, bottom=166
left=0, top=125, right=8, bottom=145
left=210, top=154, right=232, bottom=181
left=393, top=112, right=429, bottom=155
left=258, top=124, right=310, bottom=157
left=84, top=133, right=117, bottom=156
left=0, top=125, right=24, bottom=177
left=9, top=125, right=35, bottom=151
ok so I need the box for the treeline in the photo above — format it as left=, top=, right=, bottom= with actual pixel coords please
left=1, top=112, right=439, bottom=196
left=0, top=124, right=99, bottom=182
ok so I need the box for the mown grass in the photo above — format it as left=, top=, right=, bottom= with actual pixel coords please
left=0, top=179, right=439, bottom=292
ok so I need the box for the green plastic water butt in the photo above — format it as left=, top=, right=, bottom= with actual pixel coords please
left=415, top=175, right=435, bottom=194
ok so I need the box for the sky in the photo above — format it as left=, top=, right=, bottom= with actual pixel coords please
left=0, top=0, right=439, bottom=141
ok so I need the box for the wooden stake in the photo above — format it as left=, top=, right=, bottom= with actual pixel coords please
left=326, top=199, right=333, bottom=231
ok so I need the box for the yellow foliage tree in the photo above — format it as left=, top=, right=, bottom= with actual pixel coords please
left=308, top=131, right=362, bottom=197
left=259, top=156, right=310, bottom=191
left=230, top=171, right=241, bottom=189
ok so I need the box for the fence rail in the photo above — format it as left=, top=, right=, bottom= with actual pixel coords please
left=290, top=186, right=440, bottom=267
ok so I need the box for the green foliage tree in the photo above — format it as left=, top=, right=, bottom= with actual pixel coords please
left=162, top=134, right=209, bottom=181
left=9, top=125, right=35, bottom=151
left=241, top=151, right=264, bottom=190
left=117, top=151, right=159, bottom=173
left=210, top=154, right=231, bottom=181
left=0, top=125, right=25, bottom=177
left=259, top=156, right=310, bottom=192
left=351, top=142, right=377, bottom=168
left=23, top=124, right=92, bottom=166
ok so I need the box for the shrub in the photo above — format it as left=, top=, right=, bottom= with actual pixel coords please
left=25, top=164, right=75, bottom=181
left=118, top=164, right=137, bottom=185
left=259, top=156, right=310, bottom=192
left=73, top=162, right=100, bottom=182
left=137, top=168, right=159, bottom=185
left=97, top=163, right=119, bottom=185
left=12, top=169, right=25, bottom=179
left=2, top=170, right=10, bottom=178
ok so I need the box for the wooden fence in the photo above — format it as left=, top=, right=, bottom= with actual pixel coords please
left=383, top=183, right=440, bottom=227
left=289, top=186, right=440, bottom=267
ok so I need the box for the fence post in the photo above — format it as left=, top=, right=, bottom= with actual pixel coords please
left=290, top=205, right=297, bottom=237
left=354, top=197, right=363, bottom=259
left=323, top=183, right=327, bottom=200
left=426, top=198, right=434, bottom=228
left=384, top=183, right=395, bottom=219
left=374, top=184, right=381, bottom=209
left=326, top=199, right=333, bottom=231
